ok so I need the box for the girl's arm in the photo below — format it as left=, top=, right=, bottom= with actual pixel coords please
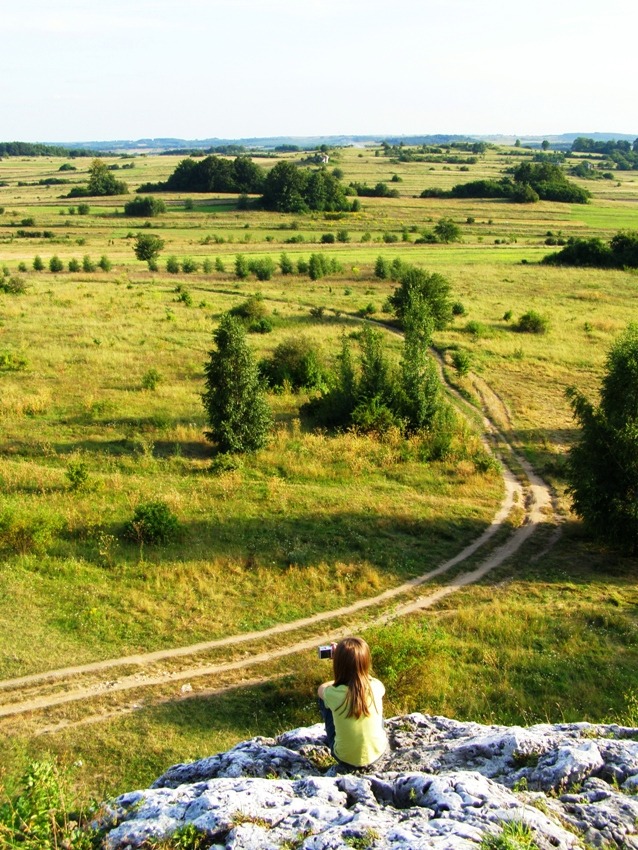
left=317, top=681, right=334, bottom=699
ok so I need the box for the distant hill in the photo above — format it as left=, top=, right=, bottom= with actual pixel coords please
left=2, top=132, right=636, bottom=156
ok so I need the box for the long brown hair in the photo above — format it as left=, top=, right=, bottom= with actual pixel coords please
left=332, top=636, right=374, bottom=718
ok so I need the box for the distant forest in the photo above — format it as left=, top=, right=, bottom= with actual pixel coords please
left=0, top=142, right=96, bottom=157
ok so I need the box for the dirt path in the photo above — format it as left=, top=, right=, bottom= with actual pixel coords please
left=0, top=341, right=557, bottom=730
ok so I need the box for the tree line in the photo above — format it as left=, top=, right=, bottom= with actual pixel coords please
left=422, top=161, right=590, bottom=204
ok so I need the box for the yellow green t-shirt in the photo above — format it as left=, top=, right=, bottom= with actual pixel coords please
left=323, top=677, right=387, bottom=767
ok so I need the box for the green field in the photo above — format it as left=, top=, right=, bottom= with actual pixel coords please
left=1, top=143, right=638, bottom=804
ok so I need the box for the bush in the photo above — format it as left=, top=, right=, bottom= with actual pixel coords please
left=229, top=294, right=269, bottom=324
left=82, top=255, right=96, bottom=272
left=321, top=232, right=335, bottom=244
left=452, top=301, right=466, bottom=316
left=235, top=254, right=250, bottom=279
left=68, top=258, right=81, bottom=272
left=374, top=256, right=389, bottom=279
left=0, top=276, right=27, bottom=295
left=451, top=350, right=471, bottom=376
left=0, top=350, right=27, bottom=370
left=65, top=459, right=90, bottom=491
left=260, top=336, right=325, bottom=390
left=249, top=257, right=275, bottom=281
left=49, top=255, right=64, bottom=273
left=123, top=500, right=180, bottom=545
left=32, top=255, right=45, bottom=271
left=181, top=257, right=199, bottom=274
left=516, top=310, right=549, bottom=334
left=0, top=505, right=60, bottom=555
left=97, top=255, right=112, bottom=272
left=0, top=759, right=100, bottom=849
left=166, top=255, right=180, bottom=274
left=214, top=257, right=226, bottom=273
left=202, top=258, right=213, bottom=273
left=77, top=203, right=90, bottom=215
left=141, top=368, right=162, bottom=390
left=279, top=253, right=294, bottom=275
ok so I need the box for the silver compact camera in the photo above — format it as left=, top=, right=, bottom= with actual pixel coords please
left=318, top=645, right=334, bottom=659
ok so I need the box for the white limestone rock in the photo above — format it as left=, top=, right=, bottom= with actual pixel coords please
left=96, top=715, right=638, bottom=850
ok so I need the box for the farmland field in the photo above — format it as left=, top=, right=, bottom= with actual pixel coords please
left=1, top=142, right=638, bottom=800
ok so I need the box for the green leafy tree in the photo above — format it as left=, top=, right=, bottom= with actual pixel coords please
left=566, top=324, right=638, bottom=553
left=389, top=265, right=452, bottom=330
left=86, top=159, right=128, bottom=196
left=433, top=217, right=461, bottom=243
left=399, top=295, right=442, bottom=432
left=133, top=233, right=165, bottom=264
left=202, top=314, right=272, bottom=453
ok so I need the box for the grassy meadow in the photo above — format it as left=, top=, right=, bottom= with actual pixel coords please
left=1, top=143, right=638, bottom=802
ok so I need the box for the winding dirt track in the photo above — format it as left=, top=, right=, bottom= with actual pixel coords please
left=0, top=346, right=558, bottom=733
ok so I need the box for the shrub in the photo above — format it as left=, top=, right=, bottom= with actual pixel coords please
left=452, top=301, right=466, bottom=316
left=336, top=229, right=350, bottom=242
left=141, top=368, right=162, bottom=390
left=175, top=286, right=193, bottom=306
left=279, top=253, right=294, bottom=275
left=451, top=350, right=471, bottom=376
left=374, top=256, right=389, bottom=280
left=516, top=310, right=548, bottom=334
left=214, top=257, right=226, bottom=273
left=97, top=255, right=112, bottom=271
left=466, top=320, right=488, bottom=338
left=123, top=500, right=180, bottom=545
left=0, top=276, right=27, bottom=295
left=202, top=258, right=213, bottom=273
left=68, top=258, right=81, bottom=272
left=32, top=255, right=45, bottom=271
left=77, top=203, right=90, bottom=215
left=82, top=254, right=96, bottom=272
left=65, top=459, right=90, bottom=491
left=229, top=294, right=268, bottom=323
left=181, top=257, right=199, bottom=274
left=248, top=317, right=273, bottom=334
left=0, top=505, right=60, bottom=555
left=235, top=254, right=250, bottom=279
left=260, top=336, right=325, bottom=390
left=0, top=350, right=27, bottom=370
left=321, top=232, right=335, bottom=244
left=249, top=257, right=275, bottom=281
left=124, top=197, right=166, bottom=218
left=49, top=255, right=64, bottom=273
left=0, top=759, right=100, bottom=848
left=166, top=255, right=180, bottom=274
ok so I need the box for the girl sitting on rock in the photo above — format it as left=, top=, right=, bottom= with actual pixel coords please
left=317, top=636, right=387, bottom=770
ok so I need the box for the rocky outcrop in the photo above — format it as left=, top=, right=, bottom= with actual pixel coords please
left=96, top=714, right=638, bottom=849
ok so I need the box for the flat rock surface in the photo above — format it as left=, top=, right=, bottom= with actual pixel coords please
left=96, top=714, right=638, bottom=849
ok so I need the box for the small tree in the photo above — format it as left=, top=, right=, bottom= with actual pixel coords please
left=433, top=217, right=461, bottom=243
left=202, top=313, right=272, bottom=453
left=133, top=233, right=165, bottom=264
left=389, top=265, right=452, bottom=330
left=566, top=324, right=638, bottom=553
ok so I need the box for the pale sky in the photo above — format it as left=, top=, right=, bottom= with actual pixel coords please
left=1, top=0, right=635, bottom=143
